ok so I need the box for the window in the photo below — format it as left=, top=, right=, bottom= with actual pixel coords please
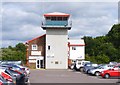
left=63, top=17, right=68, bottom=20
left=72, top=47, right=76, bottom=50
left=55, top=61, right=58, bottom=64
left=48, top=45, right=50, bottom=50
left=51, top=17, right=56, bottom=20
left=46, top=17, right=51, bottom=20
left=82, top=62, right=85, bottom=65
left=32, top=44, right=38, bottom=50
left=78, top=62, right=81, bottom=65
left=118, top=66, right=120, bottom=68
left=58, top=17, right=62, bottom=21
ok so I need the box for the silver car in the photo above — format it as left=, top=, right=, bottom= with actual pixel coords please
left=88, top=64, right=114, bottom=76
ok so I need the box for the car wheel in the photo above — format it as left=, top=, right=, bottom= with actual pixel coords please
left=87, top=70, right=89, bottom=74
left=104, top=74, right=110, bottom=79
left=83, top=68, right=85, bottom=72
left=70, top=65, right=74, bottom=70
left=80, top=68, right=84, bottom=72
left=95, top=71, right=100, bottom=76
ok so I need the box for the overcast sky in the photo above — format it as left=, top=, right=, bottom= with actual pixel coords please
left=1, top=2, right=118, bottom=47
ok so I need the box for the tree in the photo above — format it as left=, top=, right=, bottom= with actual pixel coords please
left=95, top=54, right=110, bottom=64
left=1, top=43, right=27, bottom=63
left=85, top=54, right=110, bottom=64
left=106, top=24, right=120, bottom=49
left=83, top=36, right=95, bottom=56
left=85, top=54, right=96, bottom=63
left=0, top=48, right=2, bottom=60
left=84, top=23, right=120, bottom=63
left=15, top=43, right=26, bottom=52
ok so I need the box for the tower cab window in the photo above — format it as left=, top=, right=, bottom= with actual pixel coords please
left=46, top=17, right=51, bottom=20
left=63, top=17, right=68, bottom=20
left=58, top=17, right=62, bottom=21
left=51, top=17, right=56, bottom=20
left=46, top=17, right=68, bottom=21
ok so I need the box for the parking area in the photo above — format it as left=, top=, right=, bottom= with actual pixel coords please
left=29, top=69, right=119, bottom=83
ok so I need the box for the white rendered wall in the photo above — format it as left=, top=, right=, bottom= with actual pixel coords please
left=69, top=46, right=85, bottom=60
left=46, top=29, right=68, bottom=69
left=68, top=39, right=85, bottom=61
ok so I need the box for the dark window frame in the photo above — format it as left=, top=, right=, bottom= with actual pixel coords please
left=72, top=47, right=76, bottom=50
left=48, top=45, right=50, bottom=50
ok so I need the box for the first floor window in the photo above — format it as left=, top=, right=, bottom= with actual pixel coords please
left=72, top=47, right=76, bottom=50
left=32, top=44, right=38, bottom=50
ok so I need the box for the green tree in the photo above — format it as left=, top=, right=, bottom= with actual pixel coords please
left=15, top=43, right=26, bottom=52
left=85, top=54, right=96, bottom=63
left=2, top=43, right=26, bottom=63
left=0, top=48, right=2, bottom=60
left=107, top=24, right=120, bottom=49
left=83, top=36, right=95, bottom=56
left=95, top=54, right=110, bottom=64
left=84, top=24, right=120, bottom=63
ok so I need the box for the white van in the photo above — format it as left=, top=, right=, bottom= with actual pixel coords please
left=74, top=60, right=90, bottom=72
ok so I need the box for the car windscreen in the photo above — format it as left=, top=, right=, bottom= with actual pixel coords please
left=94, top=65, right=103, bottom=69
left=5, top=69, right=19, bottom=76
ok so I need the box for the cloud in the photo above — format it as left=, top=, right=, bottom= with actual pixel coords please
left=2, top=2, right=118, bottom=47
left=0, top=3, right=2, bottom=48
left=3, top=24, right=45, bottom=41
left=119, top=1, right=120, bottom=23
left=1, top=40, right=25, bottom=48
left=2, top=0, right=119, bottom=3
left=69, top=14, right=117, bottom=38
left=2, top=5, right=42, bottom=31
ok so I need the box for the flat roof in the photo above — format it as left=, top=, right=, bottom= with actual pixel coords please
left=68, top=39, right=85, bottom=46
left=44, top=12, right=70, bottom=17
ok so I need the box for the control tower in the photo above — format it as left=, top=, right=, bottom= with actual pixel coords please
left=41, top=12, right=71, bottom=69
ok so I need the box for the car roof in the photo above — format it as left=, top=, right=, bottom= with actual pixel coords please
left=0, top=67, right=6, bottom=72
left=3, top=64, right=20, bottom=68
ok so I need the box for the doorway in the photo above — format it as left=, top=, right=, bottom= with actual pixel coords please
left=36, top=59, right=43, bottom=69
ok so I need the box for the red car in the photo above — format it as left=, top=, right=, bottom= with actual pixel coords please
left=100, top=65, right=120, bottom=79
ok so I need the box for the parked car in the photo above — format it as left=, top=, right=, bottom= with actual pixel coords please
left=15, top=65, right=30, bottom=76
left=113, top=64, right=120, bottom=70
left=74, top=60, right=90, bottom=72
left=88, top=64, right=114, bottom=76
left=0, top=64, right=29, bottom=83
left=69, top=63, right=75, bottom=70
left=83, top=63, right=98, bottom=74
left=0, top=61, right=22, bottom=66
left=109, top=62, right=118, bottom=65
left=0, top=75, right=8, bottom=85
left=0, top=67, right=28, bottom=85
left=0, top=67, right=16, bottom=85
left=0, top=78, right=3, bottom=85
left=100, top=65, right=120, bottom=79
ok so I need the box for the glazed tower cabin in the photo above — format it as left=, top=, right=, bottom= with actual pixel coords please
left=41, top=12, right=72, bottom=69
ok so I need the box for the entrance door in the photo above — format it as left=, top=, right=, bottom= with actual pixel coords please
left=36, top=59, right=41, bottom=69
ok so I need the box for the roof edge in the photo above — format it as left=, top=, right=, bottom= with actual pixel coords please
left=26, top=34, right=46, bottom=43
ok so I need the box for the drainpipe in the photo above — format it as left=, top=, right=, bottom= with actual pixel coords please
left=25, top=42, right=29, bottom=66
left=68, top=42, right=71, bottom=67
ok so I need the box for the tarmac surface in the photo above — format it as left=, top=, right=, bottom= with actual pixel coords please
left=29, top=69, right=119, bottom=83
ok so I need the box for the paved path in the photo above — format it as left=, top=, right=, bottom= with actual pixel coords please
left=29, top=69, right=119, bottom=83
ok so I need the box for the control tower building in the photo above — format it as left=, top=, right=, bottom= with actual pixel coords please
left=41, top=12, right=71, bottom=69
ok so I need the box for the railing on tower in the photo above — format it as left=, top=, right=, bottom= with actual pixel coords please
left=41, top=20, right=72, bottom=29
